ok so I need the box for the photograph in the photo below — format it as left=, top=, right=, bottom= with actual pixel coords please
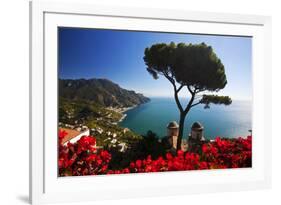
left=58, top=27, right=252, bottom=177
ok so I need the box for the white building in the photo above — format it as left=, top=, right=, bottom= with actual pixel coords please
left=60, top=128, right=90, bottom=146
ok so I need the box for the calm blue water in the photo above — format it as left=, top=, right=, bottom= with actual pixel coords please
left=119, top=97, right=252, bottom=139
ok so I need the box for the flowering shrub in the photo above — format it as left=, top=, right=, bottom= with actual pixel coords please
left=58, top=130, right=252, bottom=176
left=115, top=151, right=209, bottom=174
left=59, top=130, right=111, bottom=176
left=107, top=136, right=251, bottom=174
left=201, top=136, right=252, bottom=169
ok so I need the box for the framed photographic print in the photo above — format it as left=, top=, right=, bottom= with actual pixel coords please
left=30, top=1, right=272, bottom=204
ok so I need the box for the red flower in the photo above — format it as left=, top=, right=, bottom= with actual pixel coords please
left=177, top=150, right=184, bottom=157
left=58, top=129, right=252, bottom=176
left=58, top=130, right=68, bottom=144
left=58, top=158, right=64, bottom=168
left=135, top=160, right=142, bottom=169
left=123, top=168, right=130, bottom=173
left=100, top=150, right=111, bottom=162
left=166, top=153, right=173, bottom=160
left=86, top=154, right=97, bottom=163
left=130, top=162, right=135, bottom=169
left=77, top=136, right=96, bottom=152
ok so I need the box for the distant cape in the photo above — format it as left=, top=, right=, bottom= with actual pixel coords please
left=59, top=78, right=150, bottom=107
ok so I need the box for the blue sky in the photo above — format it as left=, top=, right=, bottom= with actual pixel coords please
left=59, top=27, right=252, bottom=100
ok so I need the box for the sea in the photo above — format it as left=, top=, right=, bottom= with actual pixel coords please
left=119, top=97, right=252, bottom=139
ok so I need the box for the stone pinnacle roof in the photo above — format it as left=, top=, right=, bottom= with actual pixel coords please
left=167, top=121, right=179, bottom=129
left=191, top=121, right=204, bottom=130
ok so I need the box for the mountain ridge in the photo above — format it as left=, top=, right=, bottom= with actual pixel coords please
left=59, top=78, right=150, bottom=107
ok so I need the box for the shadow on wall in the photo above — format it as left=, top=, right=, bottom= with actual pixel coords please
left=16, top=195, right=29, bottom=204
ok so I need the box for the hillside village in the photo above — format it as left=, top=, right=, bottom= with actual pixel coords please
left=59, top=121, right=131, bottom=153
left=59, top=95, right=143, bottom=153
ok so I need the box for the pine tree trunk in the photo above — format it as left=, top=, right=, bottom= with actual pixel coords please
left=177, top=112, right=187, bottom=150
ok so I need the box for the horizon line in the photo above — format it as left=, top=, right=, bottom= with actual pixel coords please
left=146, top=95, right=252, bottom=101
left=59, top=77, right=252, bottom=102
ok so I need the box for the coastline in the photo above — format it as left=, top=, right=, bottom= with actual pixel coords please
left=118, top=105, right=137, bottom=122
left=118, top=113, right=127, bottom=123
left=108, top=99, right=151, bottom=124
left=107, top=105, right=138, bottom=124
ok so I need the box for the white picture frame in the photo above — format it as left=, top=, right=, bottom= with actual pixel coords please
left=30, top=1, right=272, bottom=204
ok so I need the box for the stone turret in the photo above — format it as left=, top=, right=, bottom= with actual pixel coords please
left=166, top=121, right=179, bottom=150
left=167, top=121, right=179, bottom=136
left=188, top=122, right=205, bottom=153
left=191, top=121, right=204, bottom=141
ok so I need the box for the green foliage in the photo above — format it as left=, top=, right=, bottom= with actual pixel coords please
left=144, top=42, right=176, bottom=79
left=200, top=94, right=232, bottom=109
left=141, top=131, right=166, bottom=159
left=144, top=42, right=227, bottom=92
left=59, top=97, right=111, bottom=124
left=108, top=131, right=166, bottom=170
left=59, top=97, right=142, bottom=147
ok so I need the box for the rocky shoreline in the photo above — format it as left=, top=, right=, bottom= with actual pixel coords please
left=107, top=105, right=137, bottom=124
